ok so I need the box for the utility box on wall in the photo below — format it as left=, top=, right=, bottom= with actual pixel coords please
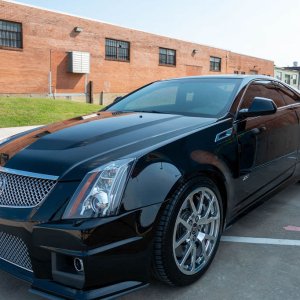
left=68, top=51, right=90, bottom=74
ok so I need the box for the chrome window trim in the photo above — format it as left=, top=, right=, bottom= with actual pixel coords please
left=277, top=103, right=300, bottom=111
left=234, top=78, right=300, bottom=119
left=234, top=78, right=264, bottom=120
left=0, top=166, right=59, bottom=181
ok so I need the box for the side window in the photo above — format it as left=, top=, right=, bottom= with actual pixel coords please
left=277, top=83, right=299, bottom=105
left=241, top=81, right=285, bottom=109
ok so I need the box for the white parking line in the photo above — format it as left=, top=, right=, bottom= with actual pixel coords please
left=221, top=236, right=300, bottom=246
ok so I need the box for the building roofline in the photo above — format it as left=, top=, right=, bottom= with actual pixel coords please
left=3, top=0, right=273, bottom=63
left=275, top=66, right=300, bottom=72
left=284, top=66, right=300, bottom=70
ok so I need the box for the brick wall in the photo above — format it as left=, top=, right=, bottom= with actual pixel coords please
left=0, top=0, right=274, bottom=104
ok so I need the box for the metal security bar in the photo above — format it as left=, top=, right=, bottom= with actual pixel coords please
left=105, top=38, right=130, bottom=61
left=0, top=20, right=22, bottom=49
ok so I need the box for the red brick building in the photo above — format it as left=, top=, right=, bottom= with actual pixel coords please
left=0, top=0, right=274, bottom=105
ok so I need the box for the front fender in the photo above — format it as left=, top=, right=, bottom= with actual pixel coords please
left=121, top=159, right=182, bottom=212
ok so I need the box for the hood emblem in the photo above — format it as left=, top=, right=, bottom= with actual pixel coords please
left=0, top=174, right=7, bottom=196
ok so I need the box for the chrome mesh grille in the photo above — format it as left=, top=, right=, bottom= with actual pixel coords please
left=0, top=170, right=56, bottom=207
left=0, top=232, right=32, bottom=272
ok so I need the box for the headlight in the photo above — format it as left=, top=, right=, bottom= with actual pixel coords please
left=62, top=158, right=135, bottom=219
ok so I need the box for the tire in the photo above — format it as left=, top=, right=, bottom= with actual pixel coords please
left=152, top=176, right=223, bottom=286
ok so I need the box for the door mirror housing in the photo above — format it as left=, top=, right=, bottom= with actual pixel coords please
left=238, top=97, right=277, bottom=119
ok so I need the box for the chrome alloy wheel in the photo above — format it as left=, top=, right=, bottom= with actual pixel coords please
left=172, top=187, right=221, bottom=275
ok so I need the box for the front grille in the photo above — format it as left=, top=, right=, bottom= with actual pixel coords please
left=0, top=232, right=32, bottom=272
left=0, top=170, right=57, bottom=207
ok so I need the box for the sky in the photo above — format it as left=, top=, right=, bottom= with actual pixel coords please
left=11, top=0, right=300, bottom=67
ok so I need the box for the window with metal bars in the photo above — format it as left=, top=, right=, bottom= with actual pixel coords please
left=105, top=38, right=130, bottom=62
left=0, top=20, right=22, bottom=49
left=159, top=48, right=176, bottom=66
left=210, top=56, right=221, bottom=71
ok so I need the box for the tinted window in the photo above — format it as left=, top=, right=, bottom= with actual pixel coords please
left=241, top=81, right=285, bottom=109
left=107, top=78, right=242, bottom=118
left=277, top=83, right=299, bottom=105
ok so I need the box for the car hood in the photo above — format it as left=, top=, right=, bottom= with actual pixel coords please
left=1, top=111, right=216, bottom=180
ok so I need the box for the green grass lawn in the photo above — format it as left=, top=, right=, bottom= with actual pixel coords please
left=0, top=97, right=102, bottom=128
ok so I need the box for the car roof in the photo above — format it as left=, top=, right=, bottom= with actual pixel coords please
left=164, top=74, right=275, bottom=82
left=157, top=75, right=300, bottom=99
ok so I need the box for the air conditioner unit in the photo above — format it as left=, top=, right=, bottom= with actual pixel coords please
left=68, top=51, right=90, bottom=74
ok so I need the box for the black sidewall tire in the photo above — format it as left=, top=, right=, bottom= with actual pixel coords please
left=153, top=176, right=223, bottom=286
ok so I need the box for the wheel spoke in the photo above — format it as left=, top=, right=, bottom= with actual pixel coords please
left=180, top=243, right=193, bottom=267
left=189, top=197, right=198, bottom=214
left=177, top=217, right=192, bottom=231
left=198, top=214, right=219, bottom=225
left=190, top=245, right=197, bottom=271
left=201, top=240, right=208, bottom=262
left=205, top=234, right=216, bottom=241
left=175, top=232, right=190, bottom=248
left=204, top=197, right=215, bottom=218
left=209, top=214, right=219, bottom=220
left=197, top=218, right=208, bottom=225
left=207, top=215, right=219, bottom=223
left=197, top=193, right=204, bottom=214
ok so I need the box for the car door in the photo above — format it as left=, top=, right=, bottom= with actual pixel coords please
left=234, top=80, right=298, bottom=210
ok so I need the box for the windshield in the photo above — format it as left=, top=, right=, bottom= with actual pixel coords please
left=107, top=78, right=242, bottom=118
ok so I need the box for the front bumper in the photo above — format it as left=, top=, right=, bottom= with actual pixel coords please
left=0, top=204, right=161, bottom=299
left=30, top=280, right=148, bottom=300
left=0, top=256, right=148, bottom=300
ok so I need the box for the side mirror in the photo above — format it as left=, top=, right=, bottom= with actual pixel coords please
left=238, top=97, right=277, bottom=119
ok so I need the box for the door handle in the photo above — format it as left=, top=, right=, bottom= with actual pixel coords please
left=251, top=126, right=266, bottom=135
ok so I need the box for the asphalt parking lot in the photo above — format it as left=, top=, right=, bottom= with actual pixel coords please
left=0, top=128, right=300, bottom=300
left=122, top=183, right=300, bottom=300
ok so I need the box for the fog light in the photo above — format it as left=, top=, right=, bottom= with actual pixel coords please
left=74, top=258, right=84, bottom=272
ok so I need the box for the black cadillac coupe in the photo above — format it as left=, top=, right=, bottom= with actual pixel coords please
left=0, top=75, right=299, bottom=299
